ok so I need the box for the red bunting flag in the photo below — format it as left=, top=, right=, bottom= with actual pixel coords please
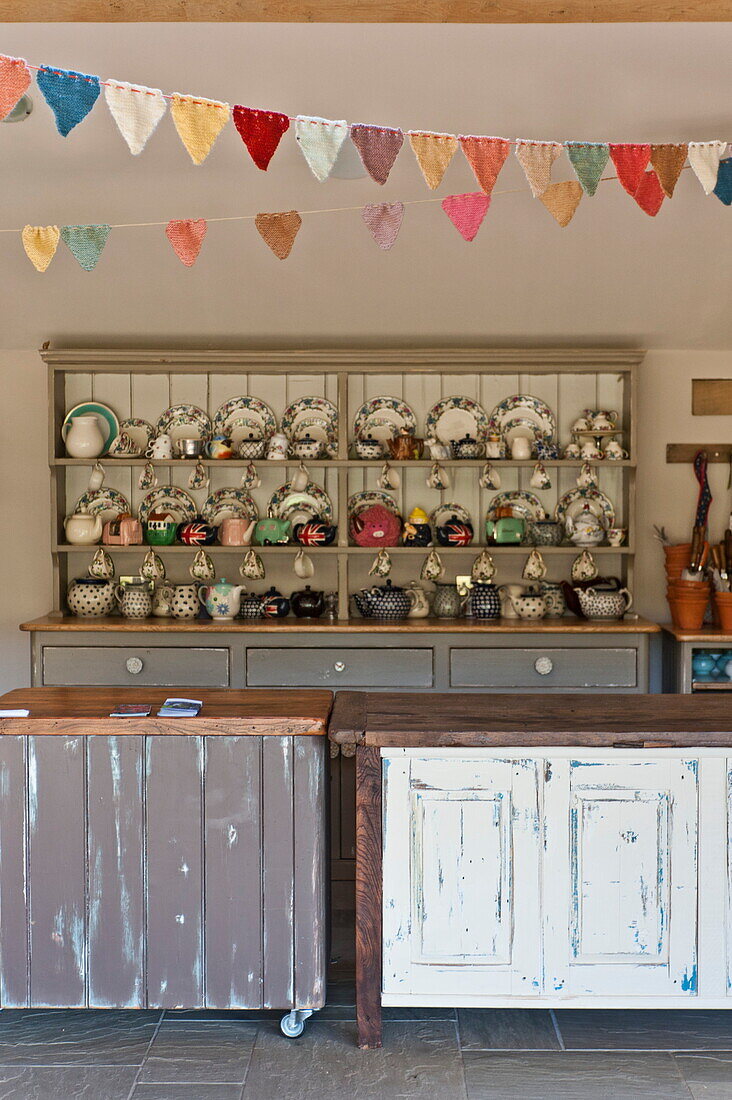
left=458, top=136, right=510, bottom=195
left=441, top=192, right=491, bottom=241
left=166, top=219, right=207, bottom=266
left=350, top=124, right=404, bottom=185
left=609, top=143, right=651, bottom=196
left=633, top=170, right=665, bottom=216
left=233, top=105, right=290, bottom=171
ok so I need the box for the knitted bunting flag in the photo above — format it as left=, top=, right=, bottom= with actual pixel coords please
left=565, top=142, right=609, bottom=196
left=170, top=94, right=230, bottom=165
left=104, top=80, right=166, bottom=155
left=61, top=224, right=111, bottom=270
left=515, top=140, right=562, bottom=197
left=255, top=211, right=302, bottom=259
left=649, top=143, right=687, bottom=197
left=295, top=116, right=348, bottom=181
left=408, top=131, right=458, bottom=190
left=539, top=181, right=583, bottom=226
left=166, top=219, right=207, bottom=266
left=0, top=54, right=31, bottom=121
left=608, top=143, right=651, bottom=196
left=350, top=124, right=404, bottom=185
left=37, top=65, right=100, bottom=137
left=458, top=136, right=510, bottom=195
left=233, top=106, right=290, bottom=171
left=441, top=192, right=490, bottom=241
left=713, top=159, right=732, bottom=206
left=688, top=140, right=727, bottom=194
left=362, top=202, right=404, bottom=250
left=21, top=225, right=60, bottom=272
left=633, top=170, right=665, bottom=216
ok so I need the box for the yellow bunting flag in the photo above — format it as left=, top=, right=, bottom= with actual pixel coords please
left=21, top=225, right=60, bottom=271
left=408, top=131, right=458, bottom=190
left=515, top=140, right=562, bottom=197
left=650, top=143, right=687, bottom=198
left=170, top=93, right=230, bottom=165
left=539, top=181, right=583, bottom=227
left=255, top=211, right=302, bottom=259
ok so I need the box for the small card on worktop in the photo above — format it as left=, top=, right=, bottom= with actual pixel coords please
left=0, top=709, right=30, bottom=717
left=157, top=697, right=203, bottom=717
left=109, top=704, right=152, bottom=718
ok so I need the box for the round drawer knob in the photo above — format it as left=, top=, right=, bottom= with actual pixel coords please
left=333, top=661, right=346, bottom=673
left=125, top=656, right=144, bottom=675
left=534, top=656, right=554, bottom=676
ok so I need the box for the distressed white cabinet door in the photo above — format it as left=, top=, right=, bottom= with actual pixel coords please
left=382, top=755, right=542, bottom=998
left=544, top=757, right=699, bottom=998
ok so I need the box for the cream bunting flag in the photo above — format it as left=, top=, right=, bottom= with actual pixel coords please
left=104, top=79, right=167, bottom=155
left=255, top=211, right=302, bottom=259
left=22, top=225, right=60, bottom=272
left=688, top=141, right=727, bottom=195
left=515, top=140, right=562, bottom=197
left=171, top=93, right=230, bottom=165
left=408, top=131, right=458, bottom=190
left=295, top=116, right=348, bottom=181
left=539, top=181, right=583, bottom=227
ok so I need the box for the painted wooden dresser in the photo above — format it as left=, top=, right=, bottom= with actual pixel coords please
left=329, top=691, right=732, bottom=1048
left=0, top=687, right=331, bottom=1038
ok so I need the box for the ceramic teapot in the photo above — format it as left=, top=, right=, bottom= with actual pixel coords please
left=506, top=590, right=546, bottom=620
left=386, top=430, right=423, bottom=460
left=178, top=517, right=218, bottom=546
left=144, top=512, right=178, bottom=546
left=218, top=518, right=256, bottom=547
left=486, top=515, right=525, bottom=545
left=290, top=586, right=325, bottom=618
left=103, top=514, right=143, bottom=546
left=67, top=577, right=116, bottom=617
left=565, top=506, right=606, bottom=547
left=253, top=517, right=291, bottom=546
left=261, top=586, right=290, bottom=618
left=435, top=515, right=474, bottom=547
left=451, top=434, right=484, bottom=460
left=198, top=579, right=246, bottom=621
left=293, top=518, right=337, bottom=546
left=65, top=508, right=103, bottom=545
left=575, top=585, right=633, bottom=620
left=354, top=580, right=415, bottom=620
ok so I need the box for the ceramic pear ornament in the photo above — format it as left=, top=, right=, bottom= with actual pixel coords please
left=189, top=550, right=216, bottom=582
left=368, top=549, right=392, bottom=577
left=479, top=463, right=501, bottom=490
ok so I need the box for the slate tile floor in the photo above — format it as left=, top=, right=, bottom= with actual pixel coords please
left=1, top=915, right=732, bottom=1099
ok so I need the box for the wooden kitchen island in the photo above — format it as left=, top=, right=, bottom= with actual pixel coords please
left=329, top=692, right=732, bottom=1048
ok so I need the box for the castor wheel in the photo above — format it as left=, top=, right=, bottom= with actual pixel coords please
left=280, top=1009, right=313, bottom=1038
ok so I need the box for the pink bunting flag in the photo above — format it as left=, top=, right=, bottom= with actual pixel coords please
left=166, top=219, right=207, bottom=266
left=0, top=54, right=31, bottom=121
left=350, top=124, right=404, bottom=185
left=441, top=192, right=491, bottom=241
left=633, top=170, right=665, bottom=216
left=609, top=143, right=651, bottom=196
left=362, top=202, right=404, bottom=250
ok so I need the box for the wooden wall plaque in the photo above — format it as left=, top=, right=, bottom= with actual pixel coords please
left=692, top=380, right=732, bottom=416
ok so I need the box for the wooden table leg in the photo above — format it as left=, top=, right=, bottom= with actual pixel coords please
left=355, top=744, right=382, bottom=1049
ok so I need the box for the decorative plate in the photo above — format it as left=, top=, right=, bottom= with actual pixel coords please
left=486, top=491, right=546, bottom=521
left=487, top=395, right=556, bottom=442
left=269, top=481, right=333, bottom=522
left=425, top=396, right=489, bottom=444
left=429, top=503, right=473, bottom=528
left=226, top=416, right=265, bottom=447
left=353, top=397, right=417, bottom=442
left=138, top=486, right=197, bottom=525
left=156, top=404, right=212, bottom=443
left=347, top=490, right=402, bottom=520
left=62, top=402, right=120, bottom=456
left=75, top=487, right=130, bottom=521
left=119, top=417, right=154, bottom=453
left=281, top=397, right=338, bottom=438
left=554, top=487, right=615, bottom=527
left=289, top=415, right=338, bottom=456
left=201, top=488, right=258, bottom=524
left=213, top=397, right=277, bottom=440
left=500, top=415, right=550, bottom=448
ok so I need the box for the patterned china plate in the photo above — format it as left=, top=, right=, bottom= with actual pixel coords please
left=347, top=490, right=401, bottom=520
left=119, top=417, right=154, bottom=452
left=554, top=487, right=615, bottom=527
left=486, top=491, right=546, bottom=522
left=281, top=397, right=338, bottom=438
left=290, top=415, right=338, bottom=456
left=202, top=488, right=258, bottom=524
left=429, top=503, right=472, bottom=528
left=226, top=416, right=264, bottom=447
left=75, top=487, right=130, bottom=521
left=353, top=397, right=417, bottom=442
left=213, top=397, right=277, bottom=440
left=501, top=415, right=550, bottom=446
left=425, top=396, right=489, bottom=444
left=268, top=481, right=333, bottom=522
left=156, top=405, right=212, bottom=443
left=487, top=395, right=556, bottom=442
left=63, top=402, right=120, bottom=456
left=138, top=486, right=197, bottom=525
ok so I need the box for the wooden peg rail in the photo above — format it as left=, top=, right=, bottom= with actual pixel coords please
left=666, top=445, right=732, bottom=463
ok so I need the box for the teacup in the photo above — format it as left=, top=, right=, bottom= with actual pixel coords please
left=240, top=549, right=265, bottom=580
left=471, top=549, right=496, bottom=582
left=529, top=462, right=551, bottom=490
left=426, top=463, right=450, bottom=490
left=563, top=442, right=581, bottom=459
left=138, top=462, right=158, bottom=490
left=522, top=548, right=547, bottom=581
left=606, top=527, right=627, bottom=547
left=108, top=431, right=139, bottom=457
left=571, top=416, right=592, bottom=433
left=87, top=462, right=105, bottom=491
left=479, top=462, right=501, bottom=490
left=576, top=462, right=598, bottom=489
left=580, top=441, right=603, bottom=460
left=603, top=440, right=629, bottom=460
left=146, top=433, right=173, bottom=460
left=420, top=550, right=444, bottom=582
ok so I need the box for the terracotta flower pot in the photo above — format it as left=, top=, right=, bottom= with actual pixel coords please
left=664, top=542, right=709, bottom=580
left=668, top=595, right=708, bottom=632
left=713, top=592, right=732, bottom=632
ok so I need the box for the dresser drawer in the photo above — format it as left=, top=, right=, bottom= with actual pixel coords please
left=42, top=646, right=230, bottom=687
left=450, top=647, right=637, bottom=690
left=247, top=647, right=433, bottom=688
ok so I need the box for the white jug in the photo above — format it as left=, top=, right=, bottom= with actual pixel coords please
left=63, top=415, right=105, bottom=458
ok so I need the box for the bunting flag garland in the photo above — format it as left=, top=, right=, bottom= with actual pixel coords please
left=232, top=106, right=290, bottom=171
left=608, top=143, right=651, bottom=196
left=539, top=181, right=583, bottom=226
left=295, top=116, right=348, bottom=181
left=714, top=159, right=732, bottom=205
left=409, top=131, right=458, bottom=190
left=649, top=143, right=687, bottom=198
left=362, top=202, right=404, bottom=249
left=633, top=170, right=665, bottom=216
left=458, top=136, right=510, bottom=195
left=515, top=140, right=562, bottom=197
left=22, top=225, right=60, bottom=271
left=255, top=211, right=302, bottom=258
left=565, top=142, right=609, bottom=196
left=688, top=140, right=727, bottom=194
left=350, top=124, right=404, bottom=185
left=36, top=65, right=100, bottom=137
left=104, top=80, right=166, bottom=156
left=166, top=219, right=207, bottom=266
left=170, top=94, right=230, bottom=165
left=0, top=54, right=30, bottom=120
left=441, top=192, right=490, bottom=241
left=61, top=224, right=111, bottom=270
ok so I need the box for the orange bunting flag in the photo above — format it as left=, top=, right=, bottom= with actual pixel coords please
left=539, top=181, right=583, bottom=227
left=441, top=192, right=491, bottom=241
left=408, top=131, right=458, bottom=190
left=166, top=219, right=207, bottom=265
left=458, top=136, right=510, bottom=195
left=255, top=211, right=302, bottom=259
left=633, top=170, right=665, bottom=216
left=170, top=93, right=230, bottom=165
left=609, top=143, right=650, bottom=196
left=649, top=144, right=687, bottom=198
left=0, top=54, right=31, bottom=121
left=515, top=140, right=562, bottom=197
left=21, top=225, right=60, bottom=271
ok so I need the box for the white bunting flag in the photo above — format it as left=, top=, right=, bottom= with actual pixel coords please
left=104, top=79, right=167, bottom=155
left=295, top=115, right=348, bottom=181
left=688, top=140, right=727, bottom=195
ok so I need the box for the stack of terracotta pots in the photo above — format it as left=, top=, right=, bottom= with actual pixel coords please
left=665, top=542, right=711, bottom=631
left=714, top=591, right=732, bottom=631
